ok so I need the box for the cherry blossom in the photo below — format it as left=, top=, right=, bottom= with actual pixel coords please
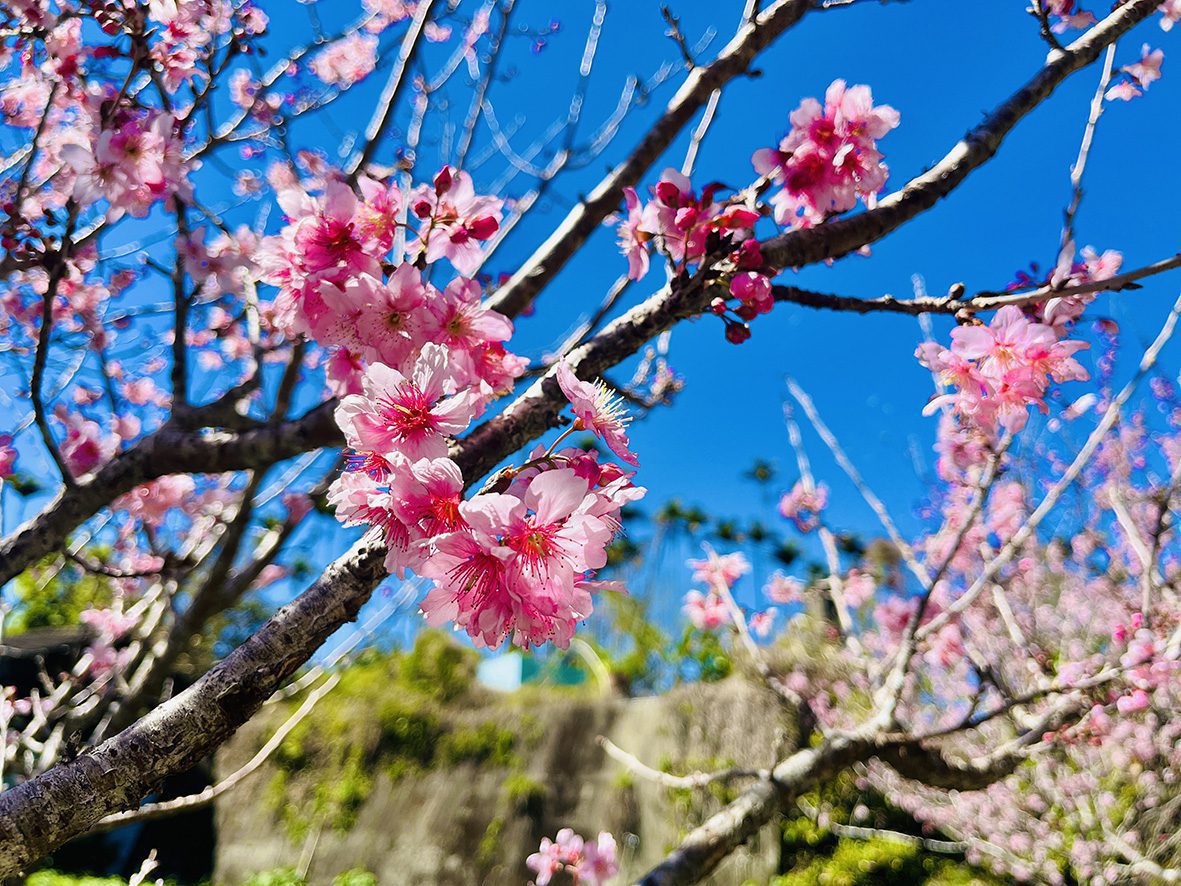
left=310, top=34, right=379, bottom=87
left=765, top=573, right=805, bottom=605
left=688, top=549, right=751, bottom=590
left=0, top=435, right=16, bottom=479
left=682, top=590, right=730, bottom=630
left=407, top=166, right=503, bottom=275
left=1123, top=44, right=1165, bottom=88
left=753, top=79, right=899, bottom=229
left=778, top=480, right=828, bottom=532
left=334, top=344, right=484, bottom=462
left=556, top=360, right=639, bottom=467
left=917, top=306, right=1090, bottom=432
left=527, top=828, right=616, bottom=886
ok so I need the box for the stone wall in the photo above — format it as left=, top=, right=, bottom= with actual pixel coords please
left=214, top=678, right=792, bottom=885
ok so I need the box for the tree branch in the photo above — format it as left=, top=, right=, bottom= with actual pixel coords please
left=0, top=401, right=341, bottom=587
left=485, top=0, right=813, bottom=320
left=757, top=0, right=1158, bottom=272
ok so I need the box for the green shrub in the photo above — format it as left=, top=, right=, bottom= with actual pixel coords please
left=331, top=870, right=377, bottom=886
left=242, top=870, right=306, bottom=886
left=27, top=874, right=132, bottom=886
left=400, top=629, right=478, bottom=702
left=437, top=721, right=516, bottom=767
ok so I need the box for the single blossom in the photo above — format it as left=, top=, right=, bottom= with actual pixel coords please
left=556, top=360, right=639, bottom=467
left=335, top=343, right=483, bottom=462
left=682, top=590, right=730, bottom=631
left=688, top=549, right=750, bottom=590
left=1122, top=44, right=1164, bottom=89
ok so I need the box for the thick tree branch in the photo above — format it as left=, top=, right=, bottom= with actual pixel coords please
left=485, top=0, right=813, bottom=320
left=0, top=401, right=341, bottom=587
left=0, top=534, right=387, bottom=876
left=758, top=0, right=1158, bottom=271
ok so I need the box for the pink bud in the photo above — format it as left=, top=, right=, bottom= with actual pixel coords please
left=466, top=215, right=499, bottom=239
left=433, top=165, right=453, bottom=193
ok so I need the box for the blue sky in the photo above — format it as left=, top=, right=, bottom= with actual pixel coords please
left=286, top=1, right=1181, bottom=632
left=428, top=1, right=1181, bottom=540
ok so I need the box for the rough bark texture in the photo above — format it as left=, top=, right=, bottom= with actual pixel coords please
left=635, top=738, right=872, bottom=886
left=0, top=536, right=385, bottom=875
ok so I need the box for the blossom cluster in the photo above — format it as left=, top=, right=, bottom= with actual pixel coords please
left=752, top=79, right=899, bottom=230
left=251, top=156, right=647, bottom=648
left=615, top=80, right=897, bottom=345
left=259, top=171, right=519, bottom=397
left=62, top=107, right=193, bottom=221
left=526, top=828, right=618, bottom=886
left=682, top=549, right=777, bottom=638
left=1105, top=43, right=1165, bottom=101
left=916, top=305, right=1092, bottom=433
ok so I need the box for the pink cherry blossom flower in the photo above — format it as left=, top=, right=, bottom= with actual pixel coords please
left=555, top=360, right=639, bottom=466
left=526, top=835, right=564, bottom=886
left=1123, top=44, right=1164, bottom=89
left=408, top=166, right=502, bottom=275
left=335, top=344, right=483, bottom=462
left=423, top=277, right=514, bottom=356
left=1045, top=0, right=1096, bottom=31
left=778, top=480, right=828, bottom=532
left=579, top=832, right=619, bottom=885
left=0, top=434, right=17, bottom=479
left=730, top=271, right=774, bottom=316
left=56, top=410, right=116, bottom=478
left=1105, top=80, right=1142, bottom=101
left=765, top=573, right=805, bottom=604
left=749, top=608, right=778, bottom=638
left=754, top=79, right=898, bottom=229
left=617, top=186, right=650, bottom=281
left=288, top=180, right=371, bottom=277
left=682, top=590, right=729, bottom=630
left=950, top=306, right=1056, bottom=380
left=352, top=265, right=428, bottom=367
left=311, top=33, right=378, bottom=86
left=919, top=306, right=1089, bottom=433
left=1162, top=0, right=1181, bottom=31
left=354, top=176, right=404, bottom=253
left=418, top=467, right=642, bottom=649
left=688, top=549, right=750, bottom=590
left=115, top=475, right=197, bottom=526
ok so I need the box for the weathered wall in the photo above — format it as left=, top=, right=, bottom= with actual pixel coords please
left=214, top=678, right=791, bottom=885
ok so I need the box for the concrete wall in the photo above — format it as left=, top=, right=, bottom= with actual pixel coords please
left=214, top=678, right=791, bottom=885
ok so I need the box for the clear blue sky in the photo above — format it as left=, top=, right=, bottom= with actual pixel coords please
left=402, top=1, right=1181, bottom=540
left=282, top=1, right=1181, bottom=633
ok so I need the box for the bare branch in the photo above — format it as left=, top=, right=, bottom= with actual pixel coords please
left=485, top=0, right=814, bottom=320
left=346, top=0, right=438, bottom=180
left=757, top=1, right=1158, bottom=272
